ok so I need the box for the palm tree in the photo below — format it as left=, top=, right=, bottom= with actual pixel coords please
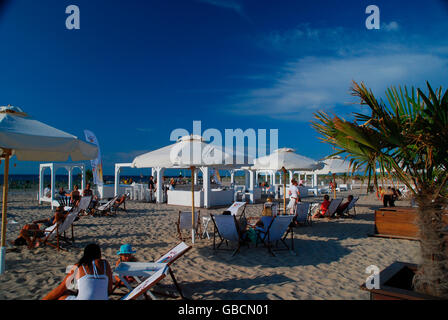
left=312, top=81, right=448, bottom=298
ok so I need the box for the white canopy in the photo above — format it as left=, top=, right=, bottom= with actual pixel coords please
left=313, top=156, right=351, bottom=175
left=251, top=148, right=322, bottom=171
left=132, top=135, right=237, bottom=169
left=0, top=106, right=98, bottom=161
left=0, top=105, right=98, bottom=275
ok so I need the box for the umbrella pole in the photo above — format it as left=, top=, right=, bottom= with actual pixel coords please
left=332, top=174, right=337, bottom=199
left=0, top=149, right=11, bottom=275
left=282, top=167, right=287, bottom=215
left=191, top=166, right=195, bottom=245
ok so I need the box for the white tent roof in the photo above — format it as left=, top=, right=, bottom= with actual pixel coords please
left=0, top=106, right=98, bottom=161
left=132, top=135, right=245, bottom=169
left=251, top=148, right=323, bottom=171
left=313, top=156, right=351, bottom=174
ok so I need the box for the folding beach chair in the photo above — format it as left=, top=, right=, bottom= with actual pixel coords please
left=202, top=201, right=247, bottom=239
left=342, top=197, right=359, bottom=217
left=256, top=215, right=295, bottom=256
left=121, top=263, right=169, bottom=300
left=176, top=210, right=201, bottom=241
left=95, top=195, right=119, bottom=216
left=42, top=206, right=81, bottom=251
left=109, top=193, right=129, bottom=216
left=322, top=198, right=343, bottom=219
left=114, top=242, right=192, bottom=299
left=294, top=202, right=311, bottom=226
left=210, top=213, right=247, bottom=256
left=76, top=196, right=92, bottom=216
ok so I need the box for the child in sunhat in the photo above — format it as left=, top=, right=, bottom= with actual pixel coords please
left=114, top=244, right=138, bottom=287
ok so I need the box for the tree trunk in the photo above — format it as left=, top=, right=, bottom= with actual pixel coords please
left=413, top=191, right=448, bottom=298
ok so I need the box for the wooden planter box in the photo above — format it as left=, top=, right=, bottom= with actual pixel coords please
left=371, top=207, right=419, bottom=240
left=371, top=207, right=448, bottom=240
left=361, top=261, right=442, bottom=300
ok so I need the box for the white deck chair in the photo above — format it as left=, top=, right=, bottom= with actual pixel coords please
left=256, top=215, right=295, bottom=256
left=294, top=202, right=311, bottom=225
left=43, top=207, right=81, bottom=251
left=202, top=202, right=247, bottom=239
left=176, top=211, right=201, bottom=241
left=96, top=196, right=119, bottom=216
left=322, top=198, right=343, bottom=218
left=211, top=214, right=246, bottom=256
left=121, top=263, right=169, bottom=300
left=114, top=242, right=192, bottom=299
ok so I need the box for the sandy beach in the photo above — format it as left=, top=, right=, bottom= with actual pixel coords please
left=0, top=190, right=420, bottom=300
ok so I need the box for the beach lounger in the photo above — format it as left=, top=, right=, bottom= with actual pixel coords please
left=294, top=202, right=311, bottom=226
left=202, top=201, right=247, bottom=239
left=322, top=198, right=343, bottom=219
left=121, top=263, right=169, bottom=300
left=210, top=214, right=246, bottom=256
left=342, top=197, right=359, bottom=217
left=256, top=215, right=295, bottom=256
left=176, top=211, right=201, bottom=241
left=114, top=242, right=192, bottom=299
left=42, top=206, right=81, bottom=251
left=95, top=196, right=119, bottom=216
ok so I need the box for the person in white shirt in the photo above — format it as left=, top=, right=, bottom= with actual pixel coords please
left=44, top=184, right=52, bottom=198
left=287, top=179, right=301, bottom=214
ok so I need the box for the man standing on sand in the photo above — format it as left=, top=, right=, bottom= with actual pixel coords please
left=148, top=176, right=155, bottom=202
left=287, top=179, right=301, bottom=214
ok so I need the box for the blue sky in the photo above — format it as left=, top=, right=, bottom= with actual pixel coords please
left=1, top=0, right=448, bottom=175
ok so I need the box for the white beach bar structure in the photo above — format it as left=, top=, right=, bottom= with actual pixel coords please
left=39, top=162, right=86, bottom=209
left=123, top=135, right=238, bottom=208
left=251, top=148, right=323, bottom=210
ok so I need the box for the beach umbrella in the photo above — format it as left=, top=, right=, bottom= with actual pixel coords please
left=313, top=156, right=351, bottom=199
left=132, top=135, right=237, bottom=244
left=251, top=148, right=323, bottom=214
left=0, top=105, right=98, bottom=275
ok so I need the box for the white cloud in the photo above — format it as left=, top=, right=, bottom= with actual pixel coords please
left=382, top=21, right=400, bottom=31
left=229, top=53, right=448, bottom=121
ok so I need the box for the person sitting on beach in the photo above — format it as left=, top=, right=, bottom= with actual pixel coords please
left=68, top=185, right=81, bottom=207
left=43, top=243, right=113, bottom=300
left=312, top=195, right=331, bottom=219
left=12, top=206, right=69, bottom=249
left=83, top=183, right=94, bottom=197
left=44, top=184, right=52, bottom=198
left=33, top=205, right=68, bottom=228
left=12, top=223, right=46, bottom=249
left=57, top=187, right=67, bottom=197
left=114, top=244, right=138, bottom=287
left=334, top=195, right=354, bottom=218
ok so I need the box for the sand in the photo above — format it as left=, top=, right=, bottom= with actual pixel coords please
left=0, top=189, right=420, bottom=300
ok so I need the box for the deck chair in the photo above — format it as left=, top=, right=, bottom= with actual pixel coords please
left=42, top=206, right=81, bottom=251
left=76, top=196, right=92, bottom=216
left=95, top=196, right=119, bottom=216
left=256, top=215, right=295, bottom=256
left=114, top=242, right=192, bottom=299
left=322, top=198, right=343, bottom=219
left=342, top=197, right=359, bottom=217
left=176, top=211, right=201, bottom=241
left=202, top=201, right=247, bottom=239
left=294, top=202, right=311, bottom=226
left=110, top=193, right=129, bottom=215
left=210, top=214, right=246, bottom=256
left=121, top=263, right=169, bottom=300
